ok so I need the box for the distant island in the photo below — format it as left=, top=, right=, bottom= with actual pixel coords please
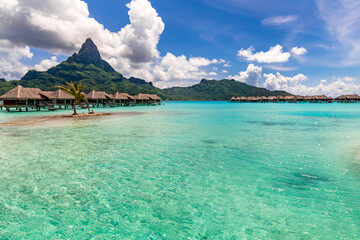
left=0, top=38, right=290, bottom=101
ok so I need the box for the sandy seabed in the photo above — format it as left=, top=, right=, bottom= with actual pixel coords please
left=0, top=112, right=144, bottom=126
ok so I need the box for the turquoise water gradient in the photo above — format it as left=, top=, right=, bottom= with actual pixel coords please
left=0, top=102, right=360, bottom=239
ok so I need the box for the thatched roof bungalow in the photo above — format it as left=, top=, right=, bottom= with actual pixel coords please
left=149, top=94, right=162, bottom=103
left=113, top=92, right=134, bottom=100
left=0, top=85, right=43, bottom=101
left=284, top=96, right=296, bottom=102
left=278, top=96, right=286, bottom=102
left=295, top=96, right=304, bottom=102
left=312, top=95, right=333, bottom=103
left=49, top=89, right=75, bottom=105
left=335, top=94, right=360, bottom=102
left=86, top=90, right=113, bottom=100
left=304, top=96, right=314, bottom=102
left=267, top=96, right=279, bottom=102
left=133, top=93, right=152, bottom=104
left=112, top=92, right=135, bottom=105
left=248, top=96, right=261, bottom=102
left=239, top=96, right=248, bottom=102
left=85, top=90, right=113, bottom=105
left=0, top=86, right=48, bottom=109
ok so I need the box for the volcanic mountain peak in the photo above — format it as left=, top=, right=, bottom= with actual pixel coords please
left=67, top=38, right=115, bottom=72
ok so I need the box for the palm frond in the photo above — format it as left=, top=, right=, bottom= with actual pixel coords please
left=56, top=86, right=76, bottom=96
left=56, top=81, right=90, bottom=108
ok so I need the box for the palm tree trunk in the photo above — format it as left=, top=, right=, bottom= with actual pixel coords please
left=72, top=101, right=77, bottom=115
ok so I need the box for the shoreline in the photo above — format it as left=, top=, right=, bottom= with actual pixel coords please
left=0, top=112, right=142, bottom=126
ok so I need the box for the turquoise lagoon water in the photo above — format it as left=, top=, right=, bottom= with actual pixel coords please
left=0, top=102, right=360, bottom=239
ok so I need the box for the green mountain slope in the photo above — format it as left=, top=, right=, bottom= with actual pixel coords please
left=163, top=79, right=290, bottom=100
left=0, top=38, right=291, bottom=100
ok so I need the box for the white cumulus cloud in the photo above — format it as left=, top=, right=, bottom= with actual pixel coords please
left=0, top=40, right=33, bottom=79
left=263, top=72, right=308, bottom=91
left=152, top=53, right=219, bottom=86
left=227, top=64, right=262, bottom=86
left=238, top=45, right=291, bottom=63
left=263, top=72, right=360, bottom=97
left=291, top=47, right=308, bottom=56
left=34, top=56, right=59, bottom=71
left=189, top=57, right=218, bottom=67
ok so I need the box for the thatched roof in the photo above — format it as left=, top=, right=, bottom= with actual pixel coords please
left=0, top=85, right=43, bottom=100
left=134, top=93, right=151, bottom=100
left=335, top=94, right=360, bottom=100
left=304, top=96, right=314, bottom=100
left=248, top=96, right=260, bottom=102
left=230, top=97, right=236, bottom=100
left=268, top=96, right=278, bottom=100
left=284, top=96, right=295, bottom=100
left=149, top=94, right=162, bottom=100
left=312, top=95, right=331, bottom=100
left=113, top=92, right=134, bottom=100
left=51, top=89, right=74, bottom=100
left=86, top=90, right=113, bottom=100
left=40, top=91, right=55, bottom=99
left=239, top=96, right=248, bottom=100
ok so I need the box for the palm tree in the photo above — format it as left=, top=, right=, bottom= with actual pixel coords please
left=78, top=91, right=91, bottom=114
left=57, top=82, right=91, bottom=115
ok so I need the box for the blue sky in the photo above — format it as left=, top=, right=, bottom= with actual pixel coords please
left=1, top=0, right=360, bottom=96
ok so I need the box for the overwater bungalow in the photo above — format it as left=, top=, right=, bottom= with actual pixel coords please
left=49, top=89, right=75, bottom=108
left=324, top=96, right=333, bottom=103
left=335, top=94, right=360, bottom=103
left=112, top=92, right=135, bottom=106
left=262, top=96, right=270, bottom=103
left=85, top=90, right=113, bottom=107
left=295, top=96, right=304, bottom=103
left=278, top=96, right=286, bottom=103
left=149, top=94, right=162, bottom=105
left=284, top=96, right=296, bottom=103
left=304, top=96, right=315, bottom=103
left=133, top=93, right=153, bottom=105
left=230, top=97, right=236, bottom=102
left=239, top=96, right=248, bottom=102
left=312, top=95, right=333, bottom=103
left=248, top=96, right=260, bottom=102
left=268, top=96, right=279, bottom=103
left=0, top=85, right=49, bottom=112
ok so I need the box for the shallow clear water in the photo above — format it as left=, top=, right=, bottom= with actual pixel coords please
left=0, top=102, right=360, bottom=239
